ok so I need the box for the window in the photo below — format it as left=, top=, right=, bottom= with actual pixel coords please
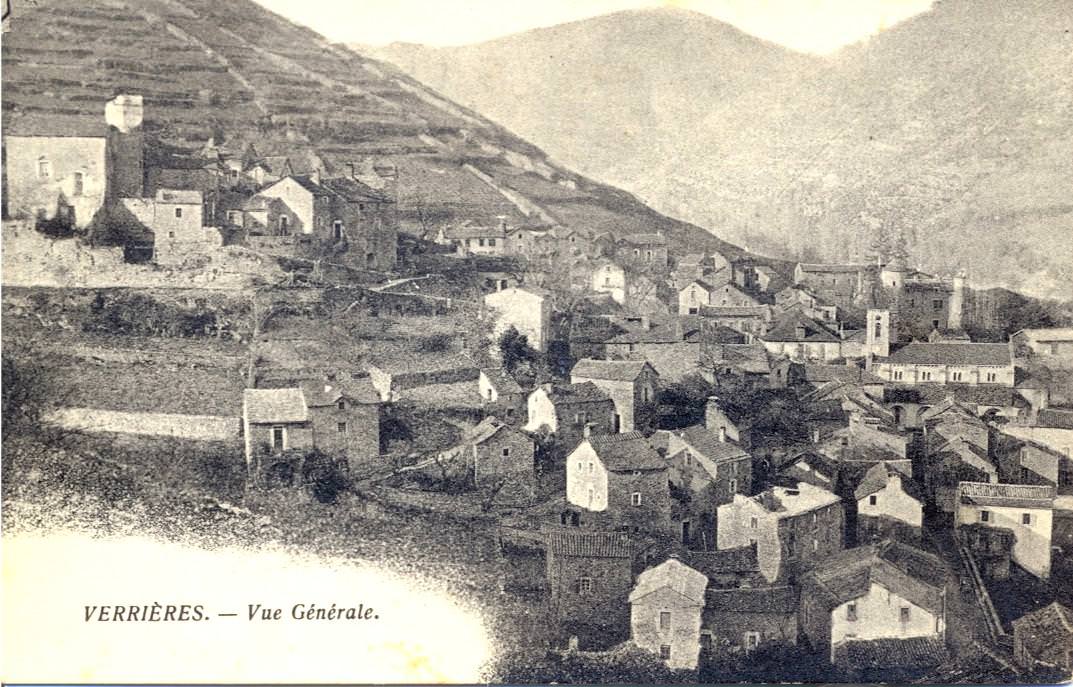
left=874, top=319, right=882, bottom=339
left=588, top=462, right=594, bottom=473
left=847, top=602, right=858, bottom=621
left=659, top=645, right=671, bottom=660
left=1022, top=513, right=1032, bottom=525
left=744, top=631, right=760, bottom=651
left=578, top=577, right=593, bottom=595
left=38, top=158, right=52, bottom=179
left=869, top=494, right=877, bottom=506
left=921, top=371, right=932, bottom=381
left=980, top=510, right=991, bottom=523
left=279, top=215, right=290, bottom=235
left=167, top=231, right=175, bottom=239
left=73, top=171, right=84, bottom=196
left=333, top=220, right=343, bottom=240
left=337, top=422, right=347, bottom=433
left=659, top=611, right=671, bottom=630
left=894, top=370, right=904, bottom=381
left=271, top=426, right=285, bottom=450
left=631, top=492, right=642, bottom=506
left=986, top=372, right=997, bottom=383
left=750, top=516, right=758, bottom=529
left=587, top=488, right=594, bottom=505
left=952, top=372, right=963, bottom=382
left=174, top=207, right=183, bottom=218
left=684, top=452, right=692, bottom=467
left=933, top=319, right=941, bottom=330
left=337, top=400, right=346, bottom=410
left=729, top=478, right=739, bottom=493
left=478, top=239, right=486, bottom=247
left=900, top=607, right=911, bottom=623
left=642, top=386, right=650, bottom=402
left=230, top=169, right=239, bottom=180
left=502, top=448, right=510, bottom=458
left=933, top=299, right=943, bottom=310
left=488, top=238, right=496, bottom=247
left=700, top=632, right=713, bottom=651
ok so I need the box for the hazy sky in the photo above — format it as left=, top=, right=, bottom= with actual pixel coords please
left=254, top=0, right=935, bottom=54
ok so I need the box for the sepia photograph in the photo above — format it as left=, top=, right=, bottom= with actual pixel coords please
left=1, top=0, right=1072, bottom=683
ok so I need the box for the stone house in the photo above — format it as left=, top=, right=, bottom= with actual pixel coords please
left=995, top=434, right=1073, bottom=495
left=484, top=286, right=552, bottom=352
left=1011, top=328, right=1073, bottom=366
left=1012, top=602, right=1073, bottom=674
left=365, top=353, right=479, bottom=403
left=566, top=431, right=671, bottom=535
left=872, top=343, right=1015, bottom=387
left=254, top=174, right=397, bottom=270
left=629, top=558, right=708, bottom=670
left=3, top=94, right=144, bottom=230
left=679, top=277, right=760, bottom=315
left=700, top=343, right=776, bottom=388
left=242, top=387, right=314, bottom=486
left=761, top=309, right=844, bottom=362
left=703, top=397, right=755, bottom=450
left=702, top=586, right=798, bottom=655
left=436, top=221, right=508, bottom=256
left=780, top=451, right=840, bottom=492
left=799, top=541, right=948, bottom=669
left=717, top=482, right=844, bottom=584
left=602, top=317, right=706, bottom=383
left=440, top=416, right=535, bottom=503
left=297, top=377, right=380, bottom=477
left=793, top=262, right=870, bottom=311
left=699, top=305, right=775, bottom=341
left=592, top=260, right=627, bottom=304
left=955, top=482, right=1055, bottom=579
left=930, top=437, right=998, bottom=513
left=478, top=368, right=524, bottom=423
left=855, top=461, right=924, bottom=545
left=618, top=233, right=669, bottom=268
left=524, top=382, right=616, bottom=452
left=116, top=189, right=223, bottom=265
left=1001, top=408, right=1073, bottom=463
left=545, top=529, right=633, bottom=649
left=571, top=358, right=660, bottom=434
left=662, top=424, right=752, bottom=549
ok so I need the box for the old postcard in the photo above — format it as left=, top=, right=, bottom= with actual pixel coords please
left=2, top=0, right=1072, bottom=683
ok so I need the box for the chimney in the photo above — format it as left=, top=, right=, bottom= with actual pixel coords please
left=640, top=315, right=651, bottom=331
left=105, top=94, right=144, bottom=133
left=812, top=428, right=820, bottom=443
left=583, top=422, right=595, bottom=439
left=346, top=162, right=356, bottom=179
left=718, top=426, right=727, bottom=443
left=311, top=168, right=321, bottom=185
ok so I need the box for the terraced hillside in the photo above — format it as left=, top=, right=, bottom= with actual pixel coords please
left=1, top=0, right=762, bottom=265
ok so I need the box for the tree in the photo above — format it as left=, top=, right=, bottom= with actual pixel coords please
left=498, top=326, right=533, bottom=373
left=302, top=450, right=349, bottom=504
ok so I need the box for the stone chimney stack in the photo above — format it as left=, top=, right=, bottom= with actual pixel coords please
left=105, top=94, right=144, bottom=133
left=583, top=422, right=595, bottom=439
left=640, top=315, right=651, bottom=331
left=718, top=426, right=727, bottom=443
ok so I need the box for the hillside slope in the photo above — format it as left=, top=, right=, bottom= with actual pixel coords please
left=372, top=1, right=1073, bottom=300
left=0, top=0, right=758, bottom=264
left=371, top=7, right=819, bottom=188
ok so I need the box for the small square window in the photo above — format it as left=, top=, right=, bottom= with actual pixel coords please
left=337, top=422, right=347, bottom=433
left=175, top=207, right=183, bottom=218
left=337, top=400, right=346, bottom=410
left=502, top=447, right=510, bottom=458
left=631, top=492, right=642, bottom=506
left=1022, top=513, right=1032, bottom=525
left=981, top=510, right=991, bottom=523
left=578, top=576, right=592, bottom=594
left=900, top=607, right=911, bottom=623
left=659, top=611, right=671, bottom=630
left=869, top=495, right=877, bottom=506
left=659, top=645, right=671, bottom=660
left=847, top=602, right=858, bottom=621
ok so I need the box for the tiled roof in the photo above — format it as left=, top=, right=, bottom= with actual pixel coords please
left=785, top=451, right=840, bottom=479
left=572, top=358, right=655, bottom=382
left=604, top=319, right=696, bottom=345
left=461, top=416, right=511, bottom=445
left=366, top=352, right=477, bottom=375
left=545, top=381, right=613, bottom=405
left=804, top=364, right=884, bottom=385
left=298, top=377, right=379, bottom=406
left=797, top=263, right=868, bottom=274
left=706, top=343, right=772, bottom=375
left=884, top=343, right=1012, bottom=367
left=957, top=481, right=1055, bottom=508
left=243, top=387, right=308, bottom=424
left=1016, top=327, right=1073, bottom=342
left=481, top=367, right=522, bottom=394
left=763, top=309, right=841, bottom=343
left=589, top=431, right=665, bottom=471
left=287, top=174, right=334, bottom=197
left=322, top=176, right=391, bottom=203
left=687, top=545, right=759, bottom=576
left=4, top=113, right=108, bottom=138
left=620, top=233, right=668, bottom=246
left=674, top=424, right=749, bottom=463
left=443, top=223, right=507, bottom=240
left=705, top=586, right=797, bottom=614
left=854, top=461, right=922, bottom=501
left=629, top=558, right=708, bottom=605
left=156, top=189, right=202, bottom=204
left=1038, top=408, right=1073, bottom=430
left=544, top=529, right=632, bottom=558
left=834, top=636, right=948, bottom=670
left=1011, top=602, right=1073, bottom=658
left=699, top=304, right=772, bottom=318
left=806, top=541, right=945, bottom=612
left=755, top=482, right=841, bottom=517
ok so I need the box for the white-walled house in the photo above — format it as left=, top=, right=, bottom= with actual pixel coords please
left=855, top=462, right=924, bottom=544
left=484, top=286, right=552, bottom=352
left=565, top=432, right=670, bottom=533
left=800, top=542, right=948, bottom=668
left=955, top=482, right=1055, bottom=579
left=871, top=343, right=1014, bottom=387
left=592, top=261, right=627, bottom=304
left=629, top=558, right=709, bottom=670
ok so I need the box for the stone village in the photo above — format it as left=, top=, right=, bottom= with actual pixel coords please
left=4, top=91, right=1073, bottom=682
